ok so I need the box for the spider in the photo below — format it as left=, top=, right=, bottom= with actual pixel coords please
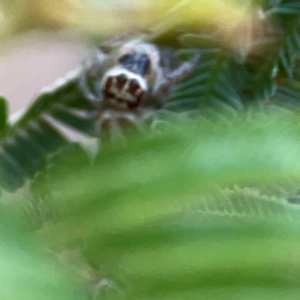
left=79, top=35, right=200, bottom=142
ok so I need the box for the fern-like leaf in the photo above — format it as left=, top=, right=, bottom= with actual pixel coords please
left=0, top=69, right=96, bottom=191
left=166, top=51, right=243, bottom=112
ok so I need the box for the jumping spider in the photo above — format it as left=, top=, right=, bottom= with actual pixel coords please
left=79, top=36, right=199, bottom=142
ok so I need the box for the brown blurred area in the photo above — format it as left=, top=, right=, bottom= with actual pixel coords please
left=0, top=30, right=88, bottom=115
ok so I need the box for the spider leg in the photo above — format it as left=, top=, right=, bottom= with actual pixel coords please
left=96, top=109, right=155, bottom=146
left=96, top=110, right=134, bottom=145
left=79, top=71, right=97, bottom=101
left=79, top=64, right=104, bottom=111
left=78, top=47, right=109, bottom=108
left=153, top=52, right=200, bottom=101
left=160, top=47, right=177, bottom=73
left=93, top=80, right=104, bottom=102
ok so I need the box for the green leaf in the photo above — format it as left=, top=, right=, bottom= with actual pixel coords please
left=0, top=96, right=8, bottom=135
left=32, top=111, right=300, bottom=244
left=0, top=70, right=96, bottom=192
left=278, top=17, right=300, bottom=78
left=166, top=51, right=244, bottom=111
left=178, top=33, right=222, bottom=49
left=0, top=204, right=84, bottom=300
left=23, top=111, right=300, bottom=299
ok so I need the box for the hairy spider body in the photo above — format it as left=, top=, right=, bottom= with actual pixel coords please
left=79, top=36, right=199, bottom=142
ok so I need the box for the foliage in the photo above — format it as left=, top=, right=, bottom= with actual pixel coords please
left=0, top=204, right=84, bottom=300
left=3, top=112, right=300, bottom=300
left=2, top=0, right=300, bottom=299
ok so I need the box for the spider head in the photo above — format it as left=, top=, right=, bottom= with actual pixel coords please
left=100, top=40, right=160, bottom=109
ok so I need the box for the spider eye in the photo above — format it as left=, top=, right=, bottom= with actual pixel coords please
left=116, top=74, right=127, bottom=85
left=129, top=79, right=139, bottom=90
left=138, top=54, right=151, bottom=75
left=119, top=53, right=150, bottom=75
left=119, top=53, right=134, bottom=64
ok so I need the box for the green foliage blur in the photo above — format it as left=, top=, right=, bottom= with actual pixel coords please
left=4, top=112, right=300, bottom=300
left=2, top=1, right=300, bottom=300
